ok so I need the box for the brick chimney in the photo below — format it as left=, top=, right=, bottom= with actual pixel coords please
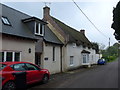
left=80, top=30, right=85, bottom=35
left=43, top=6, right=50, bottom=20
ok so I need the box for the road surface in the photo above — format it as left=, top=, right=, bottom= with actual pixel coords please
left=28, top=60, right=118, bottom=89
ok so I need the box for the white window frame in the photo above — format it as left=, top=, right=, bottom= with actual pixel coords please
left=82, top=54, right=89, bottom=63
left=70, top=56, right=74, bottom=66
left=1, top=16, right=11, bottom=25
left=1, top=51, right=21, bottom=62
left=34, top=22, right=44, bottom=36
left=4, top=52, right=7, bottom=62
left=12, top=52, right=15, bottom=62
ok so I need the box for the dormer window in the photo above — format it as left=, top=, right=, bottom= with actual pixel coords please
left=1, top=16, right=11, bottom=26
left=35, top=22, right=44, bottom=36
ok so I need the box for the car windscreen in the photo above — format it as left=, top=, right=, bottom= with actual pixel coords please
left=0, top=64, right=7, bottom=70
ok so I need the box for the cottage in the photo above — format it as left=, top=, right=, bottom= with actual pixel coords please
left=35, top=25, right=63, bottom=74
left=0, top=4, right=47, bottom=63
left=0, top=4, right=41, bottom=63
left=0, top=4, right=63, bottom=74
left=43, top=6, right=100, bottom=71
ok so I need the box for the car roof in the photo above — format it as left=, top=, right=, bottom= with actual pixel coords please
left=0, top=62, right=33, bottom=65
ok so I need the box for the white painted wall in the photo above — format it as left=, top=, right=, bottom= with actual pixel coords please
left=62, top=43, right=98, bottom=71
left=63, top=44, right=83, bottom=70
left=42, top=42, right=61, bottom=74
left=1, top=35, right=35, bottom=63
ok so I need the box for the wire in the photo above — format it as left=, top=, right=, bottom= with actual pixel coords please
left=72, top=0, right=108, bottom=39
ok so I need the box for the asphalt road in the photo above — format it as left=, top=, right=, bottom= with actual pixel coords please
left=28, top=60, right=118, bottom=89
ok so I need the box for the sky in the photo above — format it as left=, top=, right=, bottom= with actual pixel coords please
left=1, top=0, right=119, bottom=48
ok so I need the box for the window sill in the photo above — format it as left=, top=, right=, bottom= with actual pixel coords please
left=53, top=60, right=56, bottom=63
left=70, top=64, right=74, bottom=66
left=35, top=33, right=43, bottom=36
left=82, top=63, right=90, bottom=65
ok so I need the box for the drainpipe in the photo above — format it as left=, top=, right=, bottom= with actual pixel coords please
left=60, top=46, right=63, bottom=73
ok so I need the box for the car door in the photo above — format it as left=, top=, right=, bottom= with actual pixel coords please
left=25, top=63, right=43, bottom=84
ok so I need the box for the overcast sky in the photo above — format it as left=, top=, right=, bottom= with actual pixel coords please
left=1, top=0, right=119, bottom=48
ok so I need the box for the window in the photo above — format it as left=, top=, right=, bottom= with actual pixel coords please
left=83, top=54, right=89, bottom=63
left=53, top=46, right=55, bottom=61
left=35, top=22, right=44, bottom=36
left=15, top=52, right=20, bottom=61
left=70, top=56, right=74, bottom=66
left=1, top=16, right=11, bottom=25
left=0, top=52, right=4, bottom=62
left=35, top=23, right=39, bottom=34
left=6, top=52, right=12, bottom=61
left=83, top=54, right=87, bottom=63
left=26, top=63, right=40, bottom=70
left=1, top=51, right=21, bottom=62
left=12, top=64, right=26, bottom=71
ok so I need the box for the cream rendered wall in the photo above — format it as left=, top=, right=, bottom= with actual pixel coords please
left=2, top=36, right=35, bottom=63
left=42, top=42, right=61, bottom=74
left=0, top=34, right=2, bottom=52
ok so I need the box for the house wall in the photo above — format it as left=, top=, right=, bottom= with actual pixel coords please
left=42, top=42, right=61, bottom=74
left=62, top=43, right=98, bottom=71
left=0, top=34, right=2, bottom=52
left=89, top=49, right=95, bottom=64
left=63, top=44, right=83, bottom=71
left=95, top=54, right=100, bottom=64
left=1, top=35, right=35, bottom=63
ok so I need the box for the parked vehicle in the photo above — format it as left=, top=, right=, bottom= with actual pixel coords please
left=0, top=62, right=50, bottom=90
left=97, top=59, right=106, bottom=65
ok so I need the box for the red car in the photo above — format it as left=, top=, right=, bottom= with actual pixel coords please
left=0, top=62, right=50, bottom=90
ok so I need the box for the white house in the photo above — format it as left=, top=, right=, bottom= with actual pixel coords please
left=43, top=6, right=100, bottom=72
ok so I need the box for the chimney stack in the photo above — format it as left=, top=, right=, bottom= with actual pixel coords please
left=43, top=6, right=50, bottom=20
left=80, top=30, right=85, bottom=35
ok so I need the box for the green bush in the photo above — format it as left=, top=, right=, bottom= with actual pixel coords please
left=107, top=56, right=117, bottom=62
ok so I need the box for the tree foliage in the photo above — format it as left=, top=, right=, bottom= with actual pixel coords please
left=112, top=1, right=120, bottom=40
left=92, top=42, right=99, bottom=54
left=101, top=43, right=119, bottom=61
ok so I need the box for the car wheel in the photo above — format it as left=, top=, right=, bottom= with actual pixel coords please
left=42, top=74, right=49, bottom=84
left=2, top=81, right=16, bottom=90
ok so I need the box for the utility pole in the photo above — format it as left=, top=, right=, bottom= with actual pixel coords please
left=109, top=38, right=110, bottom=48
left=108, top=38, right=110, bottom=61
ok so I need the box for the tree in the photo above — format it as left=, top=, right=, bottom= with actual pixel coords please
left=101, top=43, right=119, bottom=61
left=92, top=42, right=99, bottom=54
left=111, top=1, right=120, bottom=41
